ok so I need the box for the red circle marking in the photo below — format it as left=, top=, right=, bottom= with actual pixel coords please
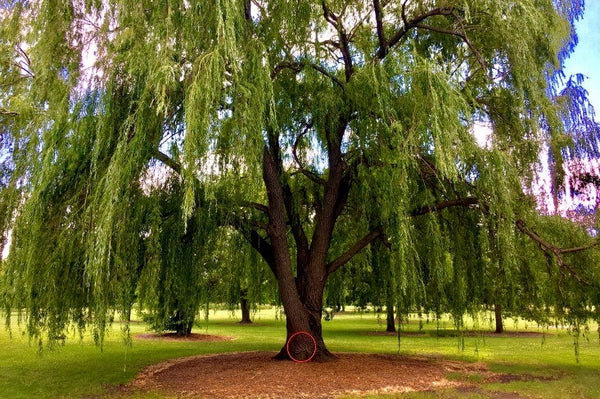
left=286, top=331, right=317, bottom=363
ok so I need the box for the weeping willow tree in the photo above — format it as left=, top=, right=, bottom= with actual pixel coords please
left=1, top=0, right=599, bottom=361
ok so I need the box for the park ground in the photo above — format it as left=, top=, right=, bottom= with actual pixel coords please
left=1, top=308, right=599, bottom=398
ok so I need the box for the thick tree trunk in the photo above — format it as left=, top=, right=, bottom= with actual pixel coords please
left=386, top=303, right=396, bottom=333
left=173, top=310, right=194, bottom=336
left=262, top=146, right=337, bottom=362
left=273, top=275, right=334, bottom=362
left=494, top=304, right=503, bottom=334
left=239, top=290, right=252, bottom=324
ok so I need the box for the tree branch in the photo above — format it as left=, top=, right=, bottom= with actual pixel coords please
left=321, top=0, right=353, bottom=81
left=326, top=226, right=383, bottom=275
left=561, top=242, right=600, bottom=254
left=373, top=0, right=388, bottom=58
left=292, top=120, right=326, bottom=186
left=0, top=108, right=18, bottom=116
left=383, top=6, right=455, bottom=59
left=229, top=215, right=277, bottom=277
left=516, top=220, right=592, bottom=286
left=240, top=201, right=269, bottom=214
left=414, top=22, right=487, bottom=73
left=271, top=61, right=345, bottom=90
left=153, top=149, right=181, bottom=174
left=410, top=197, right=482, bottom=216
left=243, top=0, right=251, bottom=20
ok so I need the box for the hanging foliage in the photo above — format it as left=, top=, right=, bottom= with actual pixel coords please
left=0, top=0, right=599, bottom=360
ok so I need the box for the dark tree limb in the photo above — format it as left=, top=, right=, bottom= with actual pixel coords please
left=242, top=227, right=277, bottom=277
left=410, top=197, right=482, bottom=216
left=0, top=108, right=18, bottom=116
left=333, top=167, right=354, bottom=220
left=240, top=201, right=269, bottom=214
left=153, top=149, right=182, bottom=174
left=384, top=6, right=456, bottom=58
left=292, top=121, right=326, bottom=186
left=414, top=22, right=487, bottom=73
left=321, top=1, right=353, bottom=81
left=373, top=0, right=388, bottom=58
left=326, top=226, right=383, bottom=275
left=243, top=0, right=251, bottom=21
left=266, top=121, right=311, bottom=274
left=15, top=45, right=35, bottom=78
left=516, top=220, right=592, bottom=286
left=377, top=6, right=488, bottom=79
left=262, top=147, right=294, bottom=271
left=226, top=210, right=277, bottom=276
left=271, top=61, right=345, bottom=90
left=561, top=242, right=600, bottom=254
left=308, top=117, right=349, bottom=271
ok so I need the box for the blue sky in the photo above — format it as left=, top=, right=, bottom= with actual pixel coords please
left=563, top=2, right=600, bottom=113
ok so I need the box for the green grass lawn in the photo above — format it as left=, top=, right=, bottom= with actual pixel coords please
left=0, top=309, right=599, bottom=398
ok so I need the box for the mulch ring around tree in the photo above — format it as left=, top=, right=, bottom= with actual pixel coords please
left=134, top=333, right=235, bottom=342
left=117, top=351, right=544, bottom=398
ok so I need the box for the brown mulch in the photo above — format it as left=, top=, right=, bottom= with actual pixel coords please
left=120, top=351, right=504, bottom=398
left=134, top=333, right=235, bottom=342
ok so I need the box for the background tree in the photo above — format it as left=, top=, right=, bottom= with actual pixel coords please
left=1, top=0, right=599, bottom=361
left=207, top=228, right=277, bottom=324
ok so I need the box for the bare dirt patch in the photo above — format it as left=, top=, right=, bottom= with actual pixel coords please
left=134, top=333, right=234, bottom=342
left=120, top=351, right=501, bottom=398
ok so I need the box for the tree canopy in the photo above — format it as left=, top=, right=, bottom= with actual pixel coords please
left=1, top=0, right=599, bottom=360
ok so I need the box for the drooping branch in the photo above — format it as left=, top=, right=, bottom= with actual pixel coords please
left=292, top=120, right=326, bottom=186
left=378, top=6, right=487, bottom=77
left=271, top=61, right=345, bottom=90
left=326, top=226, right=383, bottom=275
left=240, top=201, right=269, bottom=214
left=515, top=220, right=598, bottom=257
left=516, top=219, right=593, bottom=286
left=15, top=45, right=35, bottom=78
left=384, top=6, right=456, bottom=58
left=0, top=108, right=19, bottom=116
left=414, top=22, right=487, bottom=73
left=410, top=197, right=482, bottom=216
left=409, top=192, right=594, bottom=287
left=236, top=223, right=276, bottom=277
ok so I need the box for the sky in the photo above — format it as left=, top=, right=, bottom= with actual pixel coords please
left=563, top=2, right=600, bottom=113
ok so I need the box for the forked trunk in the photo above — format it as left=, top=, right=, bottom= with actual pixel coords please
left=273, top=301, right=334, bottom=362
left=261, top=145, right=346, bottom=363
left=273, top=269, right=334, bottom=362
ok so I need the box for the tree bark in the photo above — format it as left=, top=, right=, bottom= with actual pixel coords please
left=273, top=273, right=334, bottom=362
left=239, top=290, right=252, bottom=324
left=262, top=146, right=335, bottom=361
left=494, top=304, right=503, bottom=334
left=386, top=303, right=396, bottom=333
